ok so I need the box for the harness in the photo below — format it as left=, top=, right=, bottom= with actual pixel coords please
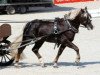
left=53, top=17, right=78, bottom=49
left=53, top=18, right=60, bottom=49
left=64, top=15, right=78, bottom=33
left=53, top=18, right=60, bottom=34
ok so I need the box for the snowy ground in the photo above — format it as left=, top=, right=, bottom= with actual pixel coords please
left=0, top=1, right=100, bottom=75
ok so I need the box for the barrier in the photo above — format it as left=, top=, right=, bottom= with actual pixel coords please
left=54, top=0, right=94, bottom=4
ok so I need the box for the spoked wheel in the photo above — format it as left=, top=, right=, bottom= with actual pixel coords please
left=6, top=6, right=16, bottom=15
left=19, top=6, right=27, bottom=14
left=0, top=53, right=14, bottom=66
left=0, top=41, right=14, bottom=66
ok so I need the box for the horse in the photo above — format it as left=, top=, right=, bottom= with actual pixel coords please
left=14, top=7, right=94, bottom=67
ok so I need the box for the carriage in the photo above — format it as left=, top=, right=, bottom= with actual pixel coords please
left=0, top=23, right=43, bottom=66
left=0, top=24, right=14, bottom=66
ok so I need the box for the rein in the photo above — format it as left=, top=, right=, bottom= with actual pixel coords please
left=64, top=16, right=78, bottom=33
left=9, top=35, right=48, bottom=51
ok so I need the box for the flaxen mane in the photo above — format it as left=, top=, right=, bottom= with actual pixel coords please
left=65, top=9, right=81, bottom=20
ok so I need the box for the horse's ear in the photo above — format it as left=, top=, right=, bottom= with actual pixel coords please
left=68, top=12, right=71, bottom=16
left=85, top=7, right=87, bottom=10
left=85, top=7, right=88, bottom=12
left=81, top=7, right=87, bottom=13
left=81, top=8, right=84, bottom=13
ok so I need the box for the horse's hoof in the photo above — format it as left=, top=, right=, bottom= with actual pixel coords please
left=75, top=61, right=80, bottom=66
left=53, top=63, right=58, bottom=68
left=75, top=58, right=80, bottom=66
left=41, top=63, right=47, bottom=68
left=14, top=63, right=21, bottom=68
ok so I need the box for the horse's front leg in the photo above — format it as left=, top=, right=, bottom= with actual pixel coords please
left=53, top=44, right=66, bottom=68
left=66, top=41, right=80, bottom=65
left=32, top=41, right=46, bottom=67
left=53, top=40, right=80, bottom=67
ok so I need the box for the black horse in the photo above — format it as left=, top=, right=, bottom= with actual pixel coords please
left=15, top=7, right=94, bottom=67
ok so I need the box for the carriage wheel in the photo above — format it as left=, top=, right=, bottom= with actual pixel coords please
left=0, top=53, right=14, bottom=66
left=0, top=41, right=14, bottom=66
left=19, top=6, right=27, bottom=14
left=6, top=6, right=16, bottom=15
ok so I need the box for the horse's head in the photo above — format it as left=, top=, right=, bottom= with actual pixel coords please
left=79, top=7, right=94, bottom=30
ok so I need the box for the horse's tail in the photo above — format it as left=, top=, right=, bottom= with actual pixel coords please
left=23, top=20, right=37, bottom=34
left=23, top=20, right=39, bottom=36
left=23, top=21, right=32, bottom=34
left=10, top=34, right=26, bottom=60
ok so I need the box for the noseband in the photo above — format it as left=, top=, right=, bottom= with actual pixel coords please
left=80, top=9, right=92, bottom=26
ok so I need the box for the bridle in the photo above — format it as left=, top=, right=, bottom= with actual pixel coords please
left=80, top=9, right=92, bottom=28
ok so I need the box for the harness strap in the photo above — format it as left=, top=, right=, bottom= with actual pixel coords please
left=64, top=15, right=78, bottom=33
left=53, top=18, right=60, bottom=49
left=53, top=18, right=59, bottom=34
left=53, top=17, right=78, bottom=49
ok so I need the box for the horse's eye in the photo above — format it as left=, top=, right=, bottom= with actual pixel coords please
left=90, top=20, right=92, bottom=21
left=89, top=19, right=92, bottom=22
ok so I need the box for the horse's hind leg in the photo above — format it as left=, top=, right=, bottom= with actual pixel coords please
left=32, top=40, right=45, bottom=67
left=14, top=42, right=27, bottom=67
